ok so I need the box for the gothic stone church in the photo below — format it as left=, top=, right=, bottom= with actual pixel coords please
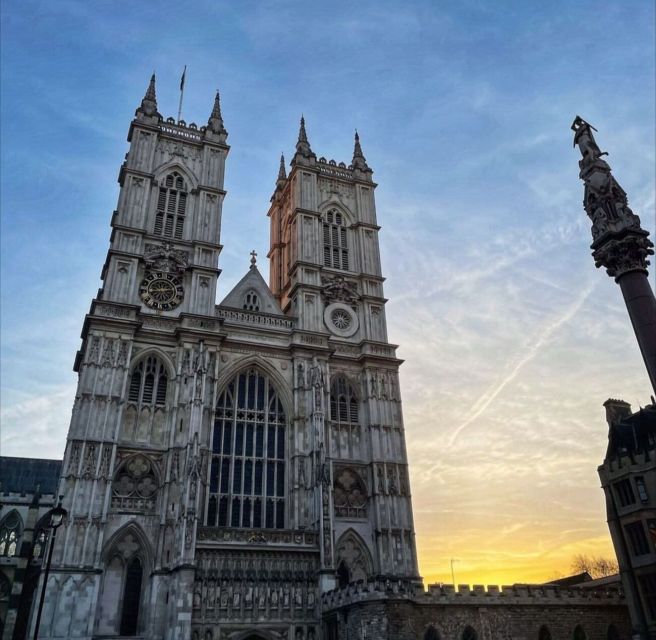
left=30, top=78, right=631, bottom=640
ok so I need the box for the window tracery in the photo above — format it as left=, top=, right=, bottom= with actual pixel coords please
left=154, top=172, right=187, bottom=239
left=207, top=368, right=287, bottom=529
left=128, top=356, right=168, bottom=407
left=0, top=510, right=22, bottom=557
left=330, top=376, right=360, bottom=458
left=32, top=527, right=48, bottom=560
left=111, top=455, right=158, bottom=512
left=323, top=209, right=349, bottom=271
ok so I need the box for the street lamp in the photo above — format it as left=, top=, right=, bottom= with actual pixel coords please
left=33, top=498, right=67, bottom=639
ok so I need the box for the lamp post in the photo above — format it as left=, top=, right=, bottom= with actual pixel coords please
left=32, top=498, right=67, bottom=639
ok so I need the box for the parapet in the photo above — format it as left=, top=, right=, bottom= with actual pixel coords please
left=321, top=578, right=625, bottom=611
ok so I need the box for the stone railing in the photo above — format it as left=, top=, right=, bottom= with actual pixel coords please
left=321, top=578, right=624, bottom=610
left=159, top=117, right=204, bottom=142
left=216, top=307, right=294, bottom=330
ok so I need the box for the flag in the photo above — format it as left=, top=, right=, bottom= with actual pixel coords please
left=180, top=66, right=186, bottom=92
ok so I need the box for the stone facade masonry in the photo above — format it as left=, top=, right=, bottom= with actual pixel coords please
left=322, top=580, right=631, bottom=639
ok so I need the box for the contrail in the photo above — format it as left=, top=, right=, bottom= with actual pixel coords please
left=448, top=284, right=595, bottom=448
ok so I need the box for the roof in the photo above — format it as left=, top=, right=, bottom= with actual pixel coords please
left=0, top=457, right=62, bottom=495
left=541, top=572, right=592, bottom=587
left=218, top=264, right=284, bottom=315
left=606, top=403, right=656, bottom=459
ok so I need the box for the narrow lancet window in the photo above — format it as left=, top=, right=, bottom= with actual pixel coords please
left=154, top=172, right=187, bottom=240
left=323, top=209, right=349, bottom=270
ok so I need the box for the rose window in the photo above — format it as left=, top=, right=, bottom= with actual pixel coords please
left=331, top=309, right=352, bottom=330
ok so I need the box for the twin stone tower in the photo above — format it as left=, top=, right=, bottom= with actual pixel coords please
left=36, top=76, right=418, bottom=639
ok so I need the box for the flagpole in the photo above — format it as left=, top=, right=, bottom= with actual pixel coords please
left=177, top=65, right=186, bottom=122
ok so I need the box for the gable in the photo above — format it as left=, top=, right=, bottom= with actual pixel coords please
left=218, top=266, right=284, bottom=315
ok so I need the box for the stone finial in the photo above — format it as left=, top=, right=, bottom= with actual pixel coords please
left=136, top=73, right=159, bottom=118
left=250, top=249, right=257, bottom=268
left=351, top=130, right=370, bottom=171
left=572, top=116, right=654, bottom=280
left=208, top=90, right=227, bottom=135
left=294, top=115, right=315, bottom=161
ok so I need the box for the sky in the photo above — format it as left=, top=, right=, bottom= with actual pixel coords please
left=1, top=0, right=655, bottom=586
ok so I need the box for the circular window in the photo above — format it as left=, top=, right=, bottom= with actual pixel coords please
left=324, top=302, right=359, bottom=337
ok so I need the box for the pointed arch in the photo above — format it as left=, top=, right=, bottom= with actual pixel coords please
left=606, top=625, right=620, bottom=640
left=98, top=522, right=152, bottom=636
left=214, top=355, right=293, bottom=417
left=334, top=529, right=373, bottom=585
left=129, top=346, right=176, bottom=379
left=0, top=509, right=23, bottom=557
left=573, top=626, right=587, bottom=640
left=424, top=626, right=441, bottom=640
left=208, top=362, right=290, bottom=530
left=462, top=626, right=478, bottom=640
left=318, top=199, right=355, bottom=226
left=153, top=161, right=199, bottom=191
left=102, top=521, right=153, bottom=569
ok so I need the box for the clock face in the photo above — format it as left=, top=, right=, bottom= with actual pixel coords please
left=139, top=271, right=184, bottom=311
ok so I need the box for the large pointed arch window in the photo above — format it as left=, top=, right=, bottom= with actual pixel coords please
left=323, top=209, right=349, bottom=270
left=207, top=368, right=287, bottom=529
left=154, top=172, right=187, bottom=239
left=128, top=356, right=168, bottom=407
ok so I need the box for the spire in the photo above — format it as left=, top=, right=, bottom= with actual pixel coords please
left=136, top=73, right=159, bottom=118
left=351, top=130, right=370, bottom=171
left=277, top=153, right=287, bottom=181
left=145, top=73, right=156, bottom=102
left=207, top=90, right=227, bottom=136
left=294, top=115, right=314, bottom=160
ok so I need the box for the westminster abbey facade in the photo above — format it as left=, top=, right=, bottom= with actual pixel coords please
left=31, top=76, right=418, bottom=640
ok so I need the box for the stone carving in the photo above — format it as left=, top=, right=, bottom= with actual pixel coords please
left=111, top=454, right=158, bottom=512
left=88, top=336, right=101, bottom=364
left=144, top=242, right=189, bottom=274
left=101, top=339, right=116, bottom=367
left=333, top=468, right=367, bottom=518
left=82, top=444, right=97, bottom=478
left=572, top=116, right=654, bottom=278
left=335, top=532, right=371, bottom=583
left=321, top=276, right=360, bottom=307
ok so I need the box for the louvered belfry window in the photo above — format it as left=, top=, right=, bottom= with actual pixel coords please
left=154, top=172, right=187, bottom=239
left=128, top=356, right=168, bottom=407
left=323, top=209, right=349, bottom=270
left=207, top=368, right=287, bottom=530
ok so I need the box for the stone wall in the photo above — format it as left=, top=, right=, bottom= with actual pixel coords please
left=322, top=580, right=632, bottom=640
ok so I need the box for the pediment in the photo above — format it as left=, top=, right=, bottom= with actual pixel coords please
left=218, top=266, right=283, bottom=316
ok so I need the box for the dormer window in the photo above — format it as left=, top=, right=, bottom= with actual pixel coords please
left=154, top=172, right=187, bottom=239
left=243, top=291, right=260, bottom=311
left=323, top=209, right=349, bottom=270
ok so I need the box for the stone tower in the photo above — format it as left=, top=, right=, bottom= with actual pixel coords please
left=34, top=80, right=418, bottom=640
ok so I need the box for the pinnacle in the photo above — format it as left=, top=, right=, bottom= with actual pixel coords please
left=211, top=91, right=222, bottom=120
left=294, top=115, right=313, bottom=159
left=208, top=89, right=227, bottom=135
left=352, top=129, right=369, bottom=170
left=145, top=73, right=157, bottom=102
left=136, top=72, right=158, bottom=118
left=278, top=153, right=287, bottom=181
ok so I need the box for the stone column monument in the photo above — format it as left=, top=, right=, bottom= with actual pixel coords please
left=572, top=116, right=656, bottom=393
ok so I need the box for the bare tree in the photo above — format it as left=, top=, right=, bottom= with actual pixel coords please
left=571, top=554, right=619, bottom=578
